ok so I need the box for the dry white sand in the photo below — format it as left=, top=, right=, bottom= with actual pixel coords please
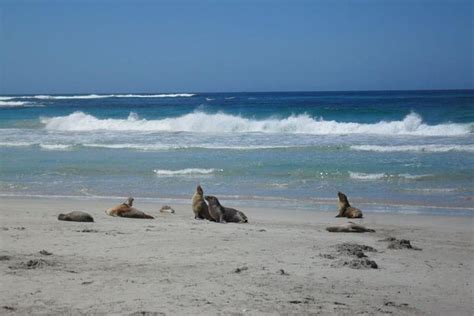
left=0, top=196, right=472, bottom=315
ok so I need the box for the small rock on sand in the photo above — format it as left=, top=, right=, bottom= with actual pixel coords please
left=234, top=266, right=248, bottom=273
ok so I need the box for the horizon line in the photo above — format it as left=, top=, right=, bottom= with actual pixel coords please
left=1, top=88, right=473, bottom=96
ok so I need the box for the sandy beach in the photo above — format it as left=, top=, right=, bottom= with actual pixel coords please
left=0, top=196, right=472, bottom=315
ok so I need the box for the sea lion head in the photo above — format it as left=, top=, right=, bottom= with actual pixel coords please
left=126, top=197, right=134, bottom=206
left=196, top=185, right=204, bottom=195
left=204, top=195, right=221, bottom=206
left=58, top=213, right=67, bottom=220
left=338, top=192, right=348, bottom=202
left=337, top=192, right=351, bottom=208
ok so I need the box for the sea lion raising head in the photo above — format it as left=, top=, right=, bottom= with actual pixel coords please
left=192, top=185, right=213, bottom=220
left=106, top=197, right=154, bottom=219
left=58, top=211, right=94, bottom=222
left=204, top=195, right=248, bottom=223
left=336, top=192, right=363, bottom=218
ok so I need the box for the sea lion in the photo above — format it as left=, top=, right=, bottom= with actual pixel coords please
left=106, top=197, right=154, bottom=219
left=192, top=185, right=213, bottom=220
left=326, top=222, right=375, bottom=233
left=159, top=205, right=175, bottom=214
left=336, top=192, right=363, bottom=218
left=58, top=211, right=94, bottom=222
left=204, top=195, right=248, bottom=223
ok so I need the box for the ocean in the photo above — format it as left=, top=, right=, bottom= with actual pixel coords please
left=0, top=90, right=473, bottom=216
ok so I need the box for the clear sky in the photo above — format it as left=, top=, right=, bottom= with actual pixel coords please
left=0, top=0, right=472, bottom=94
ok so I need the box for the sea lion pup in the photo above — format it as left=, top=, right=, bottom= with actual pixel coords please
left=336, top=192, right=363, bottom=218
left=192, top=185, right=213, bottom=220
left=326, top=221, right=375, bottom=233
left=58, top=211, right=94, bottom=222
left=159, top=205, right=175, bottom=214
left=106, top=197, right=154, bottom=219
left=204, top=195, right=248, bottom=223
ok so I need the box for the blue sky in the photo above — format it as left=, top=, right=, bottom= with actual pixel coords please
left=0, top=0, right=472, bottom=93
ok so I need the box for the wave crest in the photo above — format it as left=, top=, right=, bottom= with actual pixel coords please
left=41, top=111, right=472, bottom=136
left=0, top=101, right=43, bottom=108
left=153, top=168, right=222, bottom=176
left=351, top=144, right=474, bottom=153
left=349, top=172, right=431, bottom=181
left=20, top=93, right=195, bottom=100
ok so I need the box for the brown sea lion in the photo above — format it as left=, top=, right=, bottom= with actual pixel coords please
left=336, top=192, right=363, bottom=218
left=192, top=185, right=213, bottom=220
left=106, top=197, right=154, bottom=219
left=326, top=221, right=375, bottom=233
left=204, top=195, right=248, bottom=223
left=58, top=211, right=94, bottom=222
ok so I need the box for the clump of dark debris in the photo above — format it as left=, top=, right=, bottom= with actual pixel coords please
left=322, top=243, right=379, bottom=269
left=234, top=266, right=248, bottom=273
left=335, top=242, right=377, bottom=258
left=0, top=255, right=11, bottom=261
left=382, top=237, right=422, bottom=250
left=320, top=253, right=336, bottom=260
left=77, top=229, right=99, bottom=233
left=9, top=259, right=54, bottom=270
left=337, top=258, right=378, bottom=269
left=39, top=250, right=52, bottom=256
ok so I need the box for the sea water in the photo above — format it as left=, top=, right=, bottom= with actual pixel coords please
left=0, top=91, right=472, bottom=216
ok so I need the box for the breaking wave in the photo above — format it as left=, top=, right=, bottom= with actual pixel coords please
left=351, top=144, right=474, bottom=153
left=153, top=168, right=223, bottom=176
left=41, top=111, right=472, bottom=136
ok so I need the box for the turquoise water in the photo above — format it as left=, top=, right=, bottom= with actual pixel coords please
left=0, top=91, right=473, bottom=216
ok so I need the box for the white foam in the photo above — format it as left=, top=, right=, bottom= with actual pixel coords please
left=349, top=172, right=386, bottom=180
left=23, top=93, right=195, bottom=100
left=349, top=172, right=431, bottom=181
left=351, top=144, right=474, bottom=153
left=114, top=93, right=195, bottom=98
left=82, top=143, right=296, bottom=151
left=0, top=142, right=34, bottom=147
left=0, top=96, right=14, bottom=100
left=39, top=144, right=73, bottom=150
left=83, top=143, right=179, bottom=151
left=0, top=101, right=43, bottom=108
left=153, top=168, right=223, bottom=176
left=40, top=111, right=472, bottom=136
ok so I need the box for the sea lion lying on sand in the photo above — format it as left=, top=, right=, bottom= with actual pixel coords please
left=192, top=185, right=213, bottom=220
left=326, top=222, right=375, bottom=233
left=204, top=195, right=248, bottom=223
left=160, top=205, right=175, bottom=214
left=336, top=192, right=363, bottom=218
left=58, top=211, right=94, bottom=222
left=106, top=197, right=154, bottom=219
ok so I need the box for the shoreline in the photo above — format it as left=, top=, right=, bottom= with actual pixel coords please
left=1, top=196, right=473, bottom=314
left=0, top=193, right=472, bottom=217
